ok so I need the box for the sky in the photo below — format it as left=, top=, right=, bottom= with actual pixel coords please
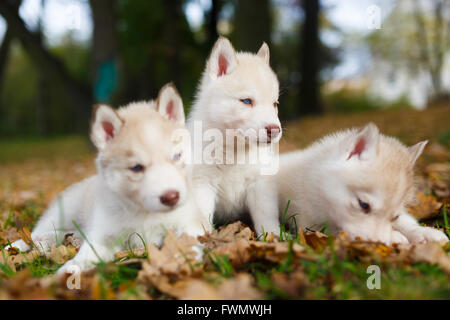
left=0, top=0, right=396, bottom=79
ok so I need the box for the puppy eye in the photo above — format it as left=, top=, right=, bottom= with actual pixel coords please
left=240, top=98, right=253, bottom=106
left=173, top=152, right=182, bottom=162
left=130, top=164, right=145, bottom=173
left=358, top=199, right=371, bottom=213
left=273, top=101, right=279, bottom=108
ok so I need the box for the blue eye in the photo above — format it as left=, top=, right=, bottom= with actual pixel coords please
left=240, top=98, right=253, bottom=106
left=130, top=164, right=144, bottom=172
left=173, top=152, right=182, bottom=161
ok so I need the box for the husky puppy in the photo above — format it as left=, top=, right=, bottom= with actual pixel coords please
left=187, top=37, right=282, bottom=233
left=258, top=123, right=448, bottom=244
left=10, top=84, right=209, bottom=272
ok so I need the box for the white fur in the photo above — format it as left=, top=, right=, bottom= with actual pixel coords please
left=9, top=84, right=209, bottom=273
left=253, top=123, right=449, bottom=245
left=187, top=37, right=282, bottom=232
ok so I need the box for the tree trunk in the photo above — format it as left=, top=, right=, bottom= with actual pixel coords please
left=205, top=0, right=221, bottom=48
left=299, top=0, right=322, bottom=115
left=162, top=0, right=185, bottom=91
left=0, top=0, right=92, bottom=132
left=0, top=28, right=13, bottom=97
left=89, top=0, right=120, bottom=104
left=234, top=0, right=272, bottom=52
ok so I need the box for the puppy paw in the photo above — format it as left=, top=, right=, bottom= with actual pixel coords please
left=406, top=227, right=449, bottom=244
left=391, top=231, right=409, bottom=244
left=5, top=239, right=31, bottom=252
left=57, top=259, right=95, bottom=276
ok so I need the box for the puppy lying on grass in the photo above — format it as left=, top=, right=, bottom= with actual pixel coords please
left=254, top=123, right=449, bottom=245
left=8, top=83, right=209, bottom=273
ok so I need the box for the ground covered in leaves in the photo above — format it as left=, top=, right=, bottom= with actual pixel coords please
left=0, top=106, right=449, bottom=299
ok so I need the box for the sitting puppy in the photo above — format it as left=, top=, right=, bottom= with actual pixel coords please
left=253, top=123, right=448, bottom=244
left=9, top=83, right=209, bottom=273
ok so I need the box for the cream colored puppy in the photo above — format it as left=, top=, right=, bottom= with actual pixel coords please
left=9, top=84, right=209, bottom=273
left=257, top=123, right=448, bottom=244
left=188, top=37, right=282, bottom=232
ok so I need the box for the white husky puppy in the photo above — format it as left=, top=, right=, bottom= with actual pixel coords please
left=187, top=37, right=282, bottom=233
left=257, top=123, right=448, bottom=244
left=10, top=84, right=209, bottom=272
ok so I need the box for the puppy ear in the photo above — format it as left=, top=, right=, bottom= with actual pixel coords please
left=207, top=36, right=237, bottom=79
left=408, top=140, right=427, bottom=164
left=346, top=123, right=380, bottom=161
left=91, top=104, right=123, bottom=150
left=156, top=83, right=185, bottom=125
left=257, top=42, right=270, bottom=64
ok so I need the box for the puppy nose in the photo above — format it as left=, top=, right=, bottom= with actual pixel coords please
left=265, top=124, right=281, bottom=140
left=160, top=190, right=179, bottom=207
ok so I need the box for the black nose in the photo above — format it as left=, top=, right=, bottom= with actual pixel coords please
left=160, top=190, right=180, bottom=207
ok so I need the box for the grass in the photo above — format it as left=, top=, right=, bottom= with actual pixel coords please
left=0, top=106, right=449, bottom=299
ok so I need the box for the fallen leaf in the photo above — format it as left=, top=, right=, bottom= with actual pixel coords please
left=19, top=227, right=33, bottom=247
left=409, top=242, right=450, bottom=274
left=199, top=221, right=254, bottom=251
left=407, top=193, right=442, bottom=220
left=0, top=228, right=21, bottom=245
left=304, top=231, right=329, bottom=252
left=179, top=273, right=263, bottom=300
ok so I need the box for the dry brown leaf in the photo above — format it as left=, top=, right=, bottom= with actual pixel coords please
left=137, top=231, right=202, bottom=296
left=2, top=270, right=52, bottom=300
left=62, top=233, right=82, bottom=249
left=179, top=273, right=263, bottom=300
left=199, top=221, right=254, bottom=251
left=407, top=193, right=442, bottom=220
left=114, top=247, right=146, bottom=260
left=409, top=242, right=450, bottom=274
left=249, top=241, right=310, bottom=263
left=0, top=228, right=21, bottom=245
left=0, top=249, right=41, bottom=273
left=91, top=274, right=116, bottom=300
left=19, top=227, right=33, bottom=247
left=46, top=245, right=73, bottom=265
left=304, top=231, right=329, bottom=252
left=270, top=272, right=306, bottom=298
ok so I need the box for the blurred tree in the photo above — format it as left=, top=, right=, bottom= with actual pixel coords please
left=90, top=0, right=120, bottom=104
left=234, top=0, right=272, bottom=51
left=299, top=0, right=322, bottom=115
left=35, top=0, right=50, bottom=136
left=205, top=0, right=222, bottom=49
left=367, top=0, right=450, bottom=105
left=0, top=29, right=13, bottom=97
left=413, top=0, right=448, bottom=101
left=0, top=0, right=20, bottom=100
left=0, top=0, right=92, bottom=132
left=116, top=0, right=201, bottom=110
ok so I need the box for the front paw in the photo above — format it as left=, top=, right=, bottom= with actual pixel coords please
left=391, top=231, right=409, bottom=245
left=406, top=227, right=449, bottom=244
left=57, top=258, right=95, bottom=276
left=5, top=239, right=31, bottom=252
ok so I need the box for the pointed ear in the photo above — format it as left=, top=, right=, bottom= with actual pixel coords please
left=347, top=123, right=380, bottom=161
left=257, top=42, right=270, bottom=64
left=207, top=37, right=237, bottom=79
left=90, top=104, right=123, bottom=150
left=408, top=140, right=427, bottom=164
left=156, top=83, right=185, bottom=125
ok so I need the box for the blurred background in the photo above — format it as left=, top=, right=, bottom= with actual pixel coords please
left=0, top=0, right=448, bottom=137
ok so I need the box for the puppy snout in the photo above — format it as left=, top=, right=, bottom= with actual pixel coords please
left=265, top=124, right=281, bottom=141
left=160, top=190, right=180, bottom=207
